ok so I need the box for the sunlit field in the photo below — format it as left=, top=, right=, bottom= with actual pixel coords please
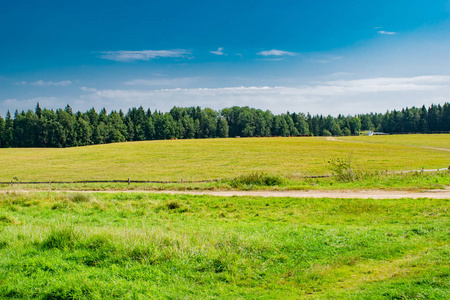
left=0, top=135, right=448, bottom=182
left=338, top=133, right=450, bottom=149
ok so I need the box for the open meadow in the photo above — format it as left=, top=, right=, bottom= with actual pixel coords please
left=0, top=135, right=449, bottom=184
left=0, top=192, right=449, bottom=299
left=1, top=135, right=449, bottom=299
left=338, top=134, right=450, bottom=150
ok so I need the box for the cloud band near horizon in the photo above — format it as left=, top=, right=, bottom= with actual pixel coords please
left=3, top=75, right=449, bottom=116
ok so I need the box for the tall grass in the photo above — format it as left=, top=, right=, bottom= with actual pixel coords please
left=0, top=192, right=449, bottom=298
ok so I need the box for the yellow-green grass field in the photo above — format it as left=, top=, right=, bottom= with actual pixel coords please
left=338, top=133, right=450, bottom=149
left=0, top=134, right=448, bottom=182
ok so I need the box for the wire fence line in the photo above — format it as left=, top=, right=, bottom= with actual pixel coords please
left=0, top=167, right=448, bottom=186
left=0, top=179, right=223, bottom=185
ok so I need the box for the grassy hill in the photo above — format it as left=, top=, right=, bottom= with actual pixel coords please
left=0, top=135, right=449, bottom=182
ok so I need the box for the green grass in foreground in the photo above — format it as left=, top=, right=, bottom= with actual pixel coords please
left=0, top=135, right=449, bottom=182
left=0, top=192, right=449, bottom=299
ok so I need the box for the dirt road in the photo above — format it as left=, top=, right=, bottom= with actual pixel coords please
left=5, top=188, right=450, bottom=199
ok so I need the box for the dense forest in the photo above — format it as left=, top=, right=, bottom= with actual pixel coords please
left=0, top=102, right=449, bottom=148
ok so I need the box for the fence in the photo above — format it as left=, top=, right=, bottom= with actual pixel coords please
left=0, top=178, right=222, bottom=186
left=0, top=167, right=448, bottom=186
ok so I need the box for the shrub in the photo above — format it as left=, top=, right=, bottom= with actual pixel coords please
left=328, top=157, right=357, bottom=182
left=230, top=172, right=284, bottom=188
left=322, top=129, right=332, bottom=136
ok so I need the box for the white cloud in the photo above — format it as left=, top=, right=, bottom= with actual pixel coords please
left=31, top=80, right=72, bottom=87
left=75, top=75, right=450, bottom=115
left=4, top=75, right=450, bottom=116
left=2, top=97, right=66, bottom=114
left=14, top=80, right=72, bottom=87
left=81, top=87, right=98, bottom=92
left=328, top=72, right=352, bottom=78
left=378, top=30, right=396, bottom=35
left=210, top=47, right=225, bottom=55
left=99, top=50, right=190, bottom=62
left=257, top=49, right=297, bottom=56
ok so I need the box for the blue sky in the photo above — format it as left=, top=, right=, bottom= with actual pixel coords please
left=1, top=0, right=450, bottom=115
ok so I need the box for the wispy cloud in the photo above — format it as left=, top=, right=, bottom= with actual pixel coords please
left=124, top=77, right=197, bottom=87
left=76, top=75, right=450, bottom=115
left=2, top=97, right=67, bottom=113
left=378, top=30, right=396, bottom=35
left=309, top=55, right=342, bottom=64
left=99, top=50, right=190, bottom=62
left=258, top=58, right=285, bottom=61
left=210, top=47, right=225, bottom=55
left=31, top=80, right=72, bottom=87
left=257, top=49, right=297, bottom=56
left=5, top=76, right=449, bottom=116
left=15, top=80, right=72, bottom=87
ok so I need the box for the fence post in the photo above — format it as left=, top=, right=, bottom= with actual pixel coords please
left=128, top=178, right=130, bottom=185
left=421, top=167, right=424, bottom=174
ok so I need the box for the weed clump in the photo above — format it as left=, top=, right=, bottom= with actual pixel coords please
left=40, top=228, right=78, bottom=250
left=0, top=215, right=16, bottom=225
left=230, top=172, right=284, bottom=188
left=69, top=193, right=91, bottom=203
left=328, top=157, right=357, bottom=182
left=167, top=201, right=180, bottom=210
left=161, top=201, right=188, bottom=213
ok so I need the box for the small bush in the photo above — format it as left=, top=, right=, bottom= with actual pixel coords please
left=230, top=172, right=284, bottom=187
left=322, top=129, right=332, bottom=136
left=328, top=157, right=357, bottom=182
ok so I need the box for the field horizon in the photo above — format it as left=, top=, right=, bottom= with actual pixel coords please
left=0, top=134, right=449, bottom=184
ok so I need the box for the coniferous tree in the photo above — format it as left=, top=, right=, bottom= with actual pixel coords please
left=0, top=115, right=4, bottom=147
left=1, top=102, right=449, bottom=148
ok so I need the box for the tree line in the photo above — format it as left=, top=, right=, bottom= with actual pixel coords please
left=0, top=102, right=448, bottom=148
